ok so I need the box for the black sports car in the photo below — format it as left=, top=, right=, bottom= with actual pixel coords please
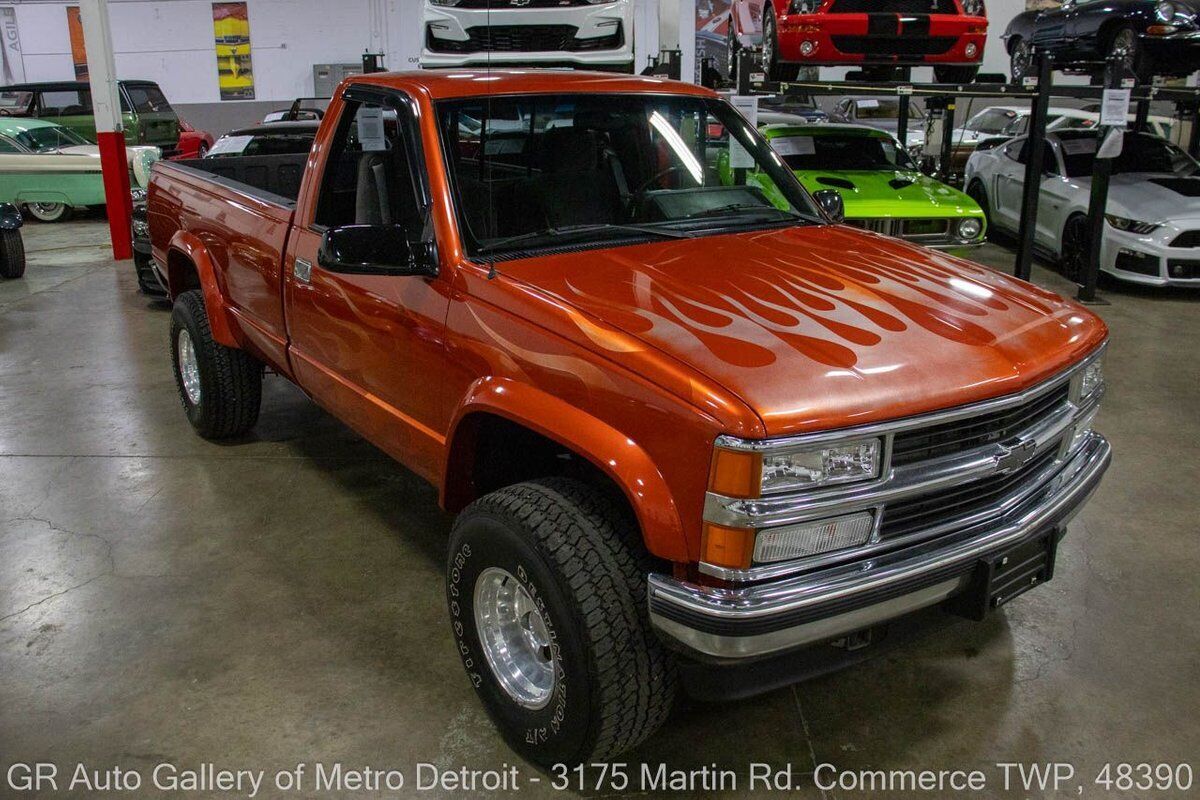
left=1004, top=0, right=1200, bottom=83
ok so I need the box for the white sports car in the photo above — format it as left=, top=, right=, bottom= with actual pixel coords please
left=964, top=130, right=1200, bottom=288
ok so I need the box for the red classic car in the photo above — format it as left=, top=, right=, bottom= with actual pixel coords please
left=729, top=0, right=988, bottom=83
left=172, top=119, right=214, bottom=159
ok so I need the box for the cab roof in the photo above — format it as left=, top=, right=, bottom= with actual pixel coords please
left=0, top=116, right=64, bottom=135
left=344, top=70, right=717, bottom=101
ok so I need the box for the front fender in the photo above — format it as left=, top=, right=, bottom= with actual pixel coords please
left=442, top=376, right=689, bottom=562
left=167, top=230, right=239, bottom=348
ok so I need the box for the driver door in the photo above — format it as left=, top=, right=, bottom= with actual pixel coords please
left=284, top=87, right=450, bottom=479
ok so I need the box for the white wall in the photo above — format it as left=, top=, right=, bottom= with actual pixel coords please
left=4, top=0, right=423, bottom=103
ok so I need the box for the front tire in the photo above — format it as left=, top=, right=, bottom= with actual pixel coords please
left=1009, top=37, right=1031, bottom=84
left=24, top=202, right=71, bottom=223
left=934, top=65, right=980, bottom=84
left=762, top=11, right=800, bottom=82
left=170, top=289, right=262, bottom=439
left=1060, top=214, right=1090, bottom=283
left=447, top=478, right=676, bottom=766
left=0, top=229, right=25, bottom=279
left=1107, top=25, right=1151, bottom=84
left=966, top=180, right=992, bottom=233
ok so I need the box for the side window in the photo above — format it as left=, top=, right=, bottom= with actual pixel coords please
left=314, top=94, right=425, bottom=238
left=1005, top=141, right=1025, bottom=164
left=126, top=85, right=172, bottom=113
left=1042, top=147, right=1059, bottom=175
left=0, top=136, right=21, bottom=153
left=38, top=89, right=92, bottom=116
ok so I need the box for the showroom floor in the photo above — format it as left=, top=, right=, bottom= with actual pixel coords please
left=2, top=218, right=1197, bottom=799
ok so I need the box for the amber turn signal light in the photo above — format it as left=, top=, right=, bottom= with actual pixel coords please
left=701, top=523, right=756, bottom=571
left=708, top=448, right=762, bottom=499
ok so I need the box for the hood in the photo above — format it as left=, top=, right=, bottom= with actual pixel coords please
left=1099, top=172, right=1200, bottom=221
left=496, top=226, right=1106, bottom=437
left=795, top=170, right=981, bottom=219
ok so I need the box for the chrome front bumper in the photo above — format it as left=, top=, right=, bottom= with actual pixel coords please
left=648, top=432, right=1110, bottom=661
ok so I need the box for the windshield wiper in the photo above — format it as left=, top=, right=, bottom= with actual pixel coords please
left=683, top=203, right=801, bottom=221
left=477, top=223, right=692, bottom=255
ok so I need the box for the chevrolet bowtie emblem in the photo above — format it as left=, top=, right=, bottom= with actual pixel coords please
left=995, top=438, right=1038, bottom=474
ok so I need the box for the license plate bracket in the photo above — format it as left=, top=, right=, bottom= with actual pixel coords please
left=947, top=530, right=1059, bottom=621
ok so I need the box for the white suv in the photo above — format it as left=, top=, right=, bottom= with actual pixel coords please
left=421, top=0, right=634, bottom=71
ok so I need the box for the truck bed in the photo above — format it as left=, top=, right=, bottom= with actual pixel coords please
left=169, top=152, right=308, bottom=205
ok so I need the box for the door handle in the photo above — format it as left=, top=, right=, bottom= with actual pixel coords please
left=294, top=258, right=312, bottom=284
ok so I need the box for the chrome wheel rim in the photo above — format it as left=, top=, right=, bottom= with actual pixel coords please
left=177, top=329, right=201, bottom=405
left=1111, top=29, right=1137, bottom=68
left=1012, top=42, right=1030, bottom=81
left=474, top=567, right=556, bottom=709
left=28, top=203, right=64, bottom=221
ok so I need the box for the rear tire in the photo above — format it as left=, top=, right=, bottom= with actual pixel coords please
left=447, top=478, right=676, bottom=766
left=0, top=229, right=25, bottom=279
left=170, top=289, right=262, bottom=439
left=24, top=202, right=71, bottom=223
left=934, top=65, right=980, bottom=84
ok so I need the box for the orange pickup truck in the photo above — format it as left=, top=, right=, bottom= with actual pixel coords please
left=147, top=70, right=1111, bottom=765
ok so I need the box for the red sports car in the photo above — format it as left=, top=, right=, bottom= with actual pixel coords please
left=729, top=0, right=988, bottom=83
left=172, top=119, right=214, bottom=159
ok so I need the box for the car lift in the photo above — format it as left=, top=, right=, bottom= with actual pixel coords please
left=731, top=51, right=1200, bottom=302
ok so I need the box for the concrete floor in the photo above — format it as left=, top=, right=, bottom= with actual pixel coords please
left=1, top=218, right=1197, bottom=800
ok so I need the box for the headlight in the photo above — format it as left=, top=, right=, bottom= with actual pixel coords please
left=759, top=438, right=882, bottom=494
left=1079, top=357, right=1104, bottom=401
left=1105, top=215, right=1160, bottom=234
left=754, top=512, right=875, bottom=563
left=1157, top=0, right=1176, bottom=20
left=960, top=0, right=986, bottom=16
left=957, top=217, right=983, bottom=240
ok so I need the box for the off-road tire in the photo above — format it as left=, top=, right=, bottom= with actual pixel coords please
left=170, top=289, right=262, bottom=439
left=0, top=229, right=25, bottom=279
left=447, top=478, right=677, bottom=766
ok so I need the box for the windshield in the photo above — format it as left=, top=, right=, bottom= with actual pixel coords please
left=772, top=131, right=916, bottom=171
left=437, top=93, right=819, bottom=257
left=965, top=108, right=1020, bottom=135
left=852, top=98, right=922, bottom=120
left=14, top=124, right=91, bottom=152
left=1059, top=133, right=1199, bottom=178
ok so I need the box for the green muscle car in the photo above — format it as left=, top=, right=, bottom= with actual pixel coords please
left=722, top=123, right=986, bottom=250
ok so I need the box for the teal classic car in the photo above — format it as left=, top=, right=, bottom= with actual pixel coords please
left=722, top=123, right=987, bottom=250
left=0, top=117, right=158, bottom=222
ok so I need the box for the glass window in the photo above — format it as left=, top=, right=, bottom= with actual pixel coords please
left=0, top=91, right=32, bottom=114
left=1059, top=133, right=1198, bottom=178
left=966, top=108, right=1020, bottom=135
left=773, top=131, right=915, bottom=171
left=314, top=96, right=425, bottom=237
left=37, top=89, right=92, bottom=116
left=12, top=124, right=90, bottom=152
left=125, top=85, right=173, bottom=114
left=437, top=93, right=818, bottom=256
left=0, top=136, right=22, bottom=153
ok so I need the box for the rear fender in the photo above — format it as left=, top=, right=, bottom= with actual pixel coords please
left=167, top=230, right=238, bottom=348
left=443, top=377, right=688, bottom=562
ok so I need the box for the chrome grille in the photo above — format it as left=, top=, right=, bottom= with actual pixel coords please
left=846, top=217, right=958, bottom=244
left=891, top=383, right=1070, bottom=466
left=879, top=448, right=1059, bottom=541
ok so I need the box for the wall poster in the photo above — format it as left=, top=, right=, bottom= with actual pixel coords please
left=67, top=6, right=88, bottom=80
left=213, top=2, right=254, bottom=100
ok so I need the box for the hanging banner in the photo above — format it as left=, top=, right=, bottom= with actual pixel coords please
left=67, top=6, right=88, bottom=80
left=0, top=6, right=25, bottom=85
left=212, top=2, right=254, bottom=100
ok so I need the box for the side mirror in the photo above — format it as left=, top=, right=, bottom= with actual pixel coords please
left=318, top=224, right=437, bottom=277
left=812, top=189, right=846, bottom=224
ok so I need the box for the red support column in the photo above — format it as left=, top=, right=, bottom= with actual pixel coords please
left=96, top=131, right=132, bottom=260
